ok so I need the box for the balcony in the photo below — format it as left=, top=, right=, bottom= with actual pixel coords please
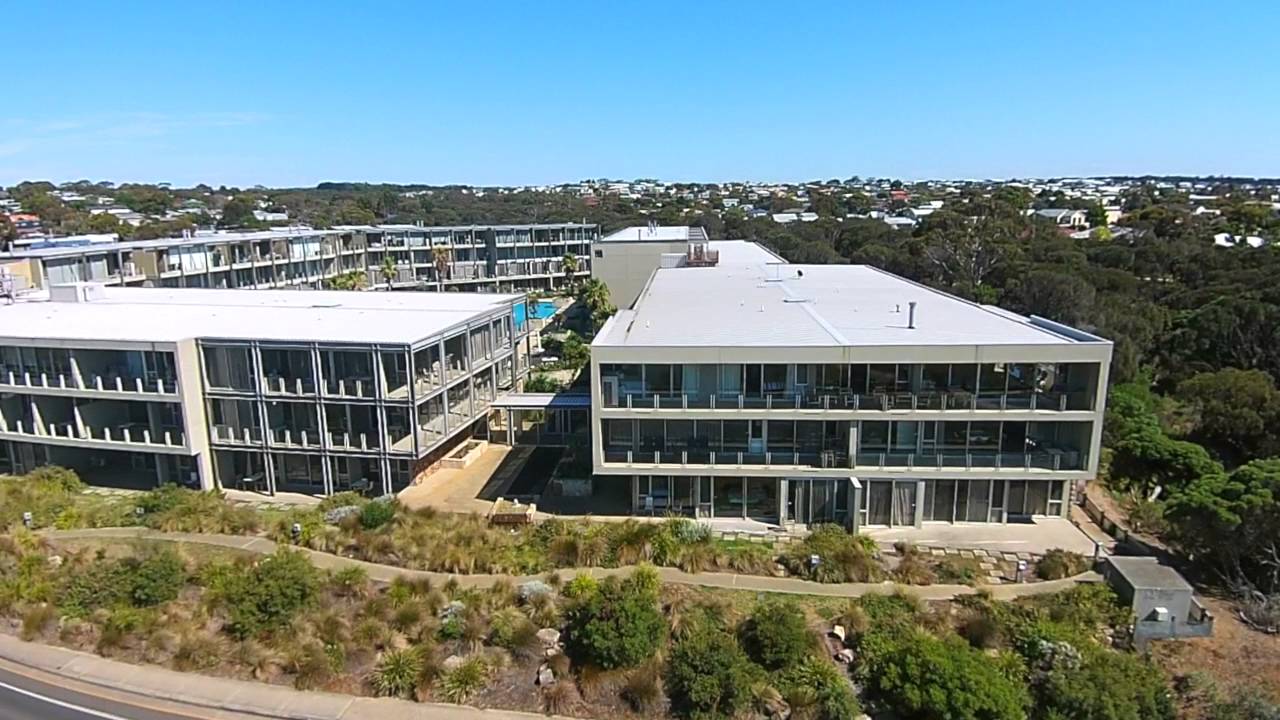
left=601, top=447, right=1084, bottom=473
left=609, top=389, right=1088, bottom=413
left=0, top=417, right=186, bottom=448
left=603, top=448, right=849, bottom=470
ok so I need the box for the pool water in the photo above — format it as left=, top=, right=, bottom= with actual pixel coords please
left=530, top=300, right=557, bottom=320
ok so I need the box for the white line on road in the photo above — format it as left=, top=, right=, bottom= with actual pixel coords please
left=0, top=679, right=131, bottom=720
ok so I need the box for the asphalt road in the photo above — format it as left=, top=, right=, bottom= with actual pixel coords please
left=0, top=664, right=211, bottom=720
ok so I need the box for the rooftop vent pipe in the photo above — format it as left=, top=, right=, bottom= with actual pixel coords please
left=908, top=301, right=917, bottom=329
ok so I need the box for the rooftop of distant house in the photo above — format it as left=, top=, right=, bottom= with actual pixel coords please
left=0, top=285, right=521, bottom=346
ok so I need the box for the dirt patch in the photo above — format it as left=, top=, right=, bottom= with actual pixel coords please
left=1149, top=595, right=1280, bottom=706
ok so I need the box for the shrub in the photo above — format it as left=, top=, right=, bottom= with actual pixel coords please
left=776, top=656, right=861, bottom=720
left=622, top=660, right=664, bottom=713
left=893, top=544, right=937, bottom=585
left=564, top=567, right=665, bottom=669
left=863, top=629, right=1030, bottom=720
left=173, top=631, right=224, bottom=671
left=359, top=497, right=397, bottom=530
left=960, top=611, right=1003, bottom=649
left=782, top=525, right=883, bottom=582
left=369, top=647, right=424, bottom=698
left=541, top=681, right=579, bottom=715
left=1034, top=646, right=1175, bottom=720
left=127, top=547, right=185, bottom=606
left=665, top=628, right=762, bottom=719
left=1037, top=548, right=1090, bottom=580
left=438, top=656, right=489, bottom=704
left=60, top=561, right=132, bottom=617
left=328, top=566, right=370, bottom=598
left=25, top=466, right=83, bottom=492
left=20, top=603, right=56, bottom=640
left=739, top=600, right=814, bottom=671
left=317, top=491, right=367, bottom=513
left=936, top=556, right=984, bottom=585
left=221, top=550, right=319, bottom=638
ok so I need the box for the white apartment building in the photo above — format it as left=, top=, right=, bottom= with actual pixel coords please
left=1, top=224, right=597, bottom=296
left=0, top=284, right=537, bottom=495
left=590, top=245, right=1112, bottom=530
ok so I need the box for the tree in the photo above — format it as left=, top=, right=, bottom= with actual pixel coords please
left=432, top=246, right=451, bottom=290
left=738, top=600, right=814, bottom=671
left=561, top=253, right=579, bottom=290
left=564, top=567, right=665, bottom=669
left=0, top=215, right=14, bottom=252
left=559, top=331, right=590, bottom=370
left=523, top=374, right=562, bottom=393
left=381, top=256, right=397, bottom=289
left=1175, top=369, right=1280, bottom=465
left=219, top=197, right=257, bottom=228
left=920, top=209, right=1018, bottom=298
left=575, top=279, right=616, bottom=332
left=1009, top=269, right=1097, bottom=327
left=1166, top=459, right=1280, bottom=593
left=665, top=627, right=762, bottom=719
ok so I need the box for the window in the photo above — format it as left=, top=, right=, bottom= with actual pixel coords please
left=593, top=249, right=603, bottom=258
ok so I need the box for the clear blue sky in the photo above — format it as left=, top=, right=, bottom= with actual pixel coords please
left=3, top=1, right=1277, bottom=187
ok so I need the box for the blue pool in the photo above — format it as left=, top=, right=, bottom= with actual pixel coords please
left=530, top=300, right=557, bottom=320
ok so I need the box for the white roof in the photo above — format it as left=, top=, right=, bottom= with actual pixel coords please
left=596, top=259, right=1106, bottom=349
left=601, top=225, right=704, bottom=243
left=0, top=286, right=520, bottom=346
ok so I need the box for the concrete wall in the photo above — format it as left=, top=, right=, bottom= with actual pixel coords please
left=592, top=240, right=688, bottom=309
left=1133, top=586, right=1193, bottom=623
left=175, top=338, right=214, bottom=489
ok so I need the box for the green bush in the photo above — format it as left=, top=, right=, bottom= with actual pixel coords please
left=782, top=524, right=883, bottom=582
left=60, top=561, right=132, bottom=617
left=739, top=600, right=814, bottom=671
left=665, top=627, right=762, bottom=719
left=863, top=629, right=1030, bottom=720
left=1036, top=548, right=1090, bottom=580
left=775, top=656, right=861, bottom=720
left=220, top=550, right=319, bottom=638
left=369, top=647, right=424, bottom=698
left=1034, top=646, right=1174, bottom=720
left=438, top=656, right=489, bottom=704
left=126, top=547, right=185, bottom=606
left=564, top=566, right=664, bottom=669
left=24, top=466, right=83, bottom=492
left=359, top=498, right=397, bottom=530
left=317, top=491, right=367, bottom=513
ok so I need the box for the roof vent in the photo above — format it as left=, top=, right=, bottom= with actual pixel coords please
left=908, top=301, right=917, bottom=329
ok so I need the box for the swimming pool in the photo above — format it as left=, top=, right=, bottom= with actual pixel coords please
left=530, top=300, right=557, bottom=320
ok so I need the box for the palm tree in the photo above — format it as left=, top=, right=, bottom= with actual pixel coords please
left=576, top=278, right=615, bottom=331
left=431, top=246, right=451, bottom=291
left=381, top=256, right=397, bottom=290
left=560, top=253, right=579, bottom=290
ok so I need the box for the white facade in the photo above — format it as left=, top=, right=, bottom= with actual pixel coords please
left=590, top=247, right=1112, bottom=530
left=0, top=285, right=539, bottom=495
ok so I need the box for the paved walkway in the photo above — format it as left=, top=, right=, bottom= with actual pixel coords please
left=398, top=445, right=519, bottom=515
left=864, top=516, right=1098, bottom=556
left=45, top=527, right=1098, bottom=601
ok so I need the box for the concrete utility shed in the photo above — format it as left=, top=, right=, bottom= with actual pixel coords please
left=1103, top=556, right=1213, bottom=648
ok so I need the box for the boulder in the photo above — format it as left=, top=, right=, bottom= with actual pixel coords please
left=442, top=654, right=466, bottom=672
left=536, top=663, right=556, bottom=686
left=835, top=648, right=855, bottom=664
left=830, top=624, right=846, bottom=643
left=536, top=627, right=561, bottom=648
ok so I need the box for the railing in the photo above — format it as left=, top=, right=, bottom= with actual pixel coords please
left=268, top=427, right=321, bottom=447
left=0, top=369, right=176, bottom=395
left=263, top=375, right=316, bottom=395
left=602, top=448, right=851, bottom=469
left=611, top=388, right=1090, bottom=412
left=328, top=431, right=380, bottom=450
left=602, top=447, right=1083, bottom=471
left=0, top=419, right=185, bottom=447
left=212, top=424, right=265, bottom=445
left=323, top=377, right=375, bottom=398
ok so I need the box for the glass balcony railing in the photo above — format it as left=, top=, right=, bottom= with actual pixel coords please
left=611, top=389, right=1090, bottom=412
left=603, top=447, right=1084, bottom=471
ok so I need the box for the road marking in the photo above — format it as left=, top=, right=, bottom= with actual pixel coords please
left=0, top=679, right=131, bottom=720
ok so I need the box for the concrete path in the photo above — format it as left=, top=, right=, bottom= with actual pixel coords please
left=863, top=516, right=1099, bottom=556
left=45, top=527, right=1098, bottom=601
left=0, top=634, right=565, bottom=720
